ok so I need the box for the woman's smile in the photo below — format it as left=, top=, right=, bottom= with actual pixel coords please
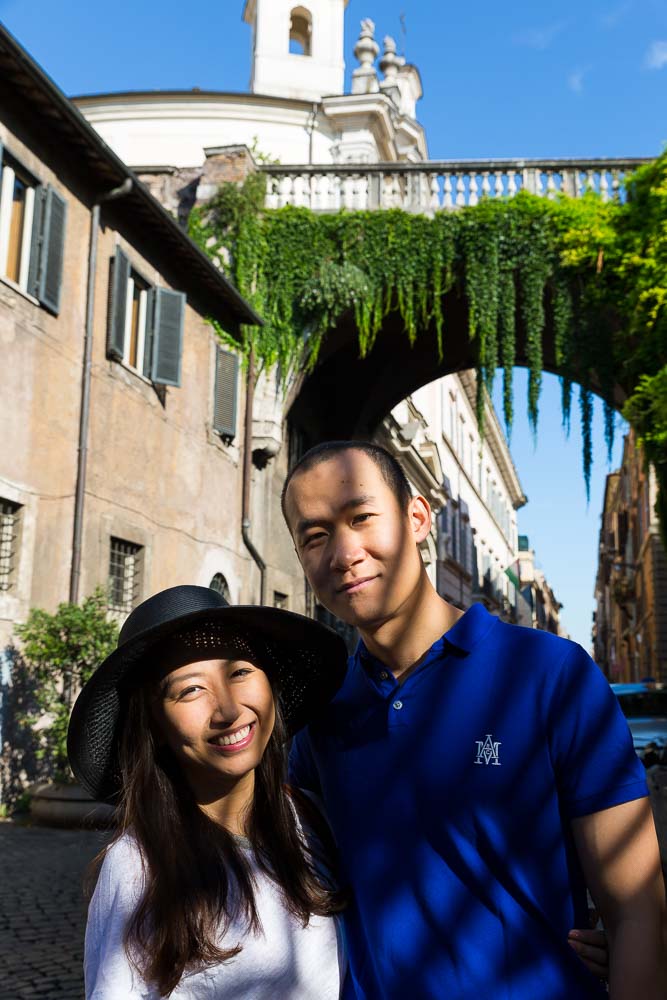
left=207, top=721, right=257, bottom=753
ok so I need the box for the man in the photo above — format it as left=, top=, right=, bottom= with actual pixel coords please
left=282, top=441, right=666, bottom=999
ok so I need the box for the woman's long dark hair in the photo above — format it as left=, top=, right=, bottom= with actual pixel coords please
left=91, top=672, right=346, bottom=997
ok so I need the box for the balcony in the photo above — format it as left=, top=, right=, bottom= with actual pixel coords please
left=261, top=157, right=650, bottom=214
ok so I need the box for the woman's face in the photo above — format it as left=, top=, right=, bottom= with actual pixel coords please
left=152, top=654, right=276, bottom=796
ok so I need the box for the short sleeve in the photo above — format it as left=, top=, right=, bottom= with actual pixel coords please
left=84, top=837, right=154, bottom=999
left=546, top=643, right=648, bottom=818
left=288, top=728, right=322, bottom=796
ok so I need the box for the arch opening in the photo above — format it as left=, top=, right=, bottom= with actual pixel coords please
left=289, top=7, right=312, bottom=56
left=209, top=572, right=231, bottom=601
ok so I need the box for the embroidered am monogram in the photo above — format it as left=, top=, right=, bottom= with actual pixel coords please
left=474, top=733, right=502, bottom=766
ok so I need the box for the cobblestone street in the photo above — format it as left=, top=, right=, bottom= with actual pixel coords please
left=0, top=822, right=111, bottom=1000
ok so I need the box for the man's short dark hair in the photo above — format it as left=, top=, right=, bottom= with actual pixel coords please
left=280, top=441, right=413, bottom=526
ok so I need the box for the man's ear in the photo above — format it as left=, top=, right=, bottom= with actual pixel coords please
left=408, top=494, right=432, bottom=543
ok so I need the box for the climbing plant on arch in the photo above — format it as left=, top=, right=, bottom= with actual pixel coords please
left=189, top=152, right=667, bottom=541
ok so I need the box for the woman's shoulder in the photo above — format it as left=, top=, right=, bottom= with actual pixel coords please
left=93, top=831, right=145, bottom=908
left=101, top=830, right=143, bottom=873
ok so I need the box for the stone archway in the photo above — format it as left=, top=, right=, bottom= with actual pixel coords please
left=286, top=286, right=627, bottom=448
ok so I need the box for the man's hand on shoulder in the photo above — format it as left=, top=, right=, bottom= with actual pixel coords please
left=572, top=797, right=667, bottom=999
left=568, top=926, right=608, bottom=979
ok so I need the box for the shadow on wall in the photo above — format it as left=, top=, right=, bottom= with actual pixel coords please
left=0, top=646, right=46, bottom=809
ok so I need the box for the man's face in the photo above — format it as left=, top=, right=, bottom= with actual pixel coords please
left=285, top=451, right=429, bottom=630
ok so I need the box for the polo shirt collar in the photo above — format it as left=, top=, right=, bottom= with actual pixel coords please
left=444, top=601, right=497, bottom=653
left=355, top=601, right=498, bottom=674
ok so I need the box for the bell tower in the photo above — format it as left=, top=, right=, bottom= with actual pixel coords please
left=243, top=0, right=350, bottom=101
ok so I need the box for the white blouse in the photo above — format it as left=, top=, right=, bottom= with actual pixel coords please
left=84, top=832, right=345, bottom=999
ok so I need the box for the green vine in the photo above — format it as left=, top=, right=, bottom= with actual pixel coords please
left=189, top=152, right=667, bottom=536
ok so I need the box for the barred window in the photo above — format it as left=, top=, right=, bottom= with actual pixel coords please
left=108, top=537, right=142, bottom=614
left=0, top=499, right=21, bottom=591
left=209, top=573, right=230, bottom=601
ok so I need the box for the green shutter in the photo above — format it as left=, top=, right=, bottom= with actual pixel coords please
left=142, top=287, right=156, bottom=378
left=213, top=345, right=238, bottom=439
left=38, top=186, right=67, bottom=314
left=107, top=247, right=130, bottom=360
left=151, top=288, right=184, bottom=386
left=27, top=185, right=46, bottom=299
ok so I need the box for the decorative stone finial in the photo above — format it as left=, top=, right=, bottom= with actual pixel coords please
left=379, top=35, right=401, bottom=82
left=352, top=18, right=380, bottom=94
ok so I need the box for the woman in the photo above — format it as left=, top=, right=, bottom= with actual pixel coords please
left=67, top=584, right=350, bottom=999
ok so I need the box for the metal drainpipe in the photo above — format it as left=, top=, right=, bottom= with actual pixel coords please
left=241, top=348, right=266, bottom=604
left=69, top=178, right=133, bottom=604
left=308, top=102, right=318, bottom=164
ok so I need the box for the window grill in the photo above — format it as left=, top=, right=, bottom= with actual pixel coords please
left=108, top=537, right=142, bottom=614
left=0, top=499, right=20, bottom=591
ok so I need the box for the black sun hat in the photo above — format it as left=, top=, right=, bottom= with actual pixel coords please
left=67, top=585, right=348, bottom=802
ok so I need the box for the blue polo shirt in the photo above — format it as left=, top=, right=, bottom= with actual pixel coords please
left=289, top=603, right=648, bottom=1000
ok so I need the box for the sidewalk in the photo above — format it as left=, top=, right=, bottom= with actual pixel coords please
left=0, top=822, right=111, bottom=1000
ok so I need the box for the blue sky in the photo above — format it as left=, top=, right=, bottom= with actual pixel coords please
left=1, top=0, right=663, bottom=647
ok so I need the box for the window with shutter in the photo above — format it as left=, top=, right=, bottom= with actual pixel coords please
left=213, top=346, right=239, bottom=440
left=0, top=147, right=56, bottom=305
left=107, top=247, right=130, bottom=360
left=38, top=186, right=67, bottom=314
left=151, top=288, right=185, bottom=386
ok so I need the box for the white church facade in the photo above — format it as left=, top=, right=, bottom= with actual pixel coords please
left=72, top=0, right=552, bottom=627
left=75, top=2, right=427, bottom=170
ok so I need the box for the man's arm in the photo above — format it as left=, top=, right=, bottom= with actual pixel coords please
left=571, top=797, right=667, bottom=999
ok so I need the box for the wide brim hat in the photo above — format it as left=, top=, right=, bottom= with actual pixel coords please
left=67, top=585, right=347, bottom=802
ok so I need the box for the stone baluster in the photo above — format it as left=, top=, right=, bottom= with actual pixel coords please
left=356, top=173, right=369, bottom=210
left=494, top=172, right=505, bottom=198
left=429, top=173, right=441, bottom=212
left=574, top=171, right=583, bottom=198
left=329, top=172, right=340, bottom=211
left=391, top=172, right=403, bottom=208
left=416, top=172, right=431, bottom=213
left=546, top=170, right=557, bottom=199
left=508, top=172, right=518, bottom=197
left=600, top=171, right=610, bottom=202
left=382, top=172, right=394, bottom=208
left=342, top=175, right=355, bottom=210
left=481, top=171, right=491, bottom=200
left=586, top=169, right=596, bottom=193
left=277, top=174, right=293, bottom=208
left=611, top=169, right=621, bottom=201
left=560, top=168, right=574, bottom=198
left=469, top=174, right=479, bottom=206
left=310, top=173, right=322, bottom=210
left=265, top=175, right=279, bottom=209
left=292, top=174, right=310, bottom=208
left=456, top=174, right=466, bottom=207
left=443, top=173, right=454, bottom=209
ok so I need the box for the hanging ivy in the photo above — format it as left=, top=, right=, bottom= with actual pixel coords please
left=190, top=152, right=667, bottom=539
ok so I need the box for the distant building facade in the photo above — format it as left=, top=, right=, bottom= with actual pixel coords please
left=516, top=536, right=565, bottom=636
left=378, top=371, right=527, bottom=620
left=593, top=431, right=667, bottom=683
left=0, top=26, right=300, bottom=660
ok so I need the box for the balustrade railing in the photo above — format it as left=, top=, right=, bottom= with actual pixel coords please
left=261, top=158, right=651, bottom=213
